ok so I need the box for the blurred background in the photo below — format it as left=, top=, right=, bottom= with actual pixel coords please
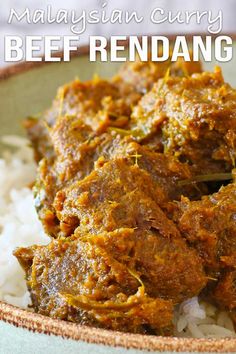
left=0, top=0, right=235, bottom=67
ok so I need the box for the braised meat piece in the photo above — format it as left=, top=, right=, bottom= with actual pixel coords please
left=52, top=158, right=206, bottom=300
left=35, top=140, right=106, bottom=233
left=120, top=140, right=205, bottom=201
left=14, top=230, right=174, bottom=335
left=24, top=77, right=140, bottom=163
left=175, top=183, right=236, bottom=312
left=53, top=158, right=176, bottom=236
left=14, top=226, right=205, bottom=333
left=25, top=56, right=202, bottom=164
left=15, top=155, right=206, bottom=332
left=35, top=113, right=202, bottom=237
left=114, top=54, right=202, bottom=94
left=34, top=107, right=137, bottom=237
left=42, top=137, right=201, bottom=237
left=132, top=67, right=236, bottom=174
left=49, top=77, right=139, bottom=131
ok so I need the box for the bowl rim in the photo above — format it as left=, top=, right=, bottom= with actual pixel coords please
left=0, top=36, right=236, bottom=352
left=0, top=301, right=236, bottom=353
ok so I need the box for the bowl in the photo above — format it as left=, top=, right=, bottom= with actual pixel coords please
left=0, top=40, right=236, bottom=353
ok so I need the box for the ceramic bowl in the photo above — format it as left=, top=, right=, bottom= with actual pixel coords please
left=0, top=41, right=236, bottom=354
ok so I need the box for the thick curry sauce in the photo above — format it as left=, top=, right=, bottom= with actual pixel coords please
left=14, top=57, right=236, bottom=335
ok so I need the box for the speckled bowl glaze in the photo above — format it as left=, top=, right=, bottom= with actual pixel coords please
left=0, top=40, right=236, bottom=354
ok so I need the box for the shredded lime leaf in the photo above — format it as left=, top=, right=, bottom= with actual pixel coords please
left=178, top=173, right=233, bottom=186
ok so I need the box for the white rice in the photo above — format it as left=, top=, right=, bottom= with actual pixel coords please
left=0, top=136, right=50, bottom=308
left=0, top=135, right=235, bottom=338
left=174, top=297, right=235, bottom=338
